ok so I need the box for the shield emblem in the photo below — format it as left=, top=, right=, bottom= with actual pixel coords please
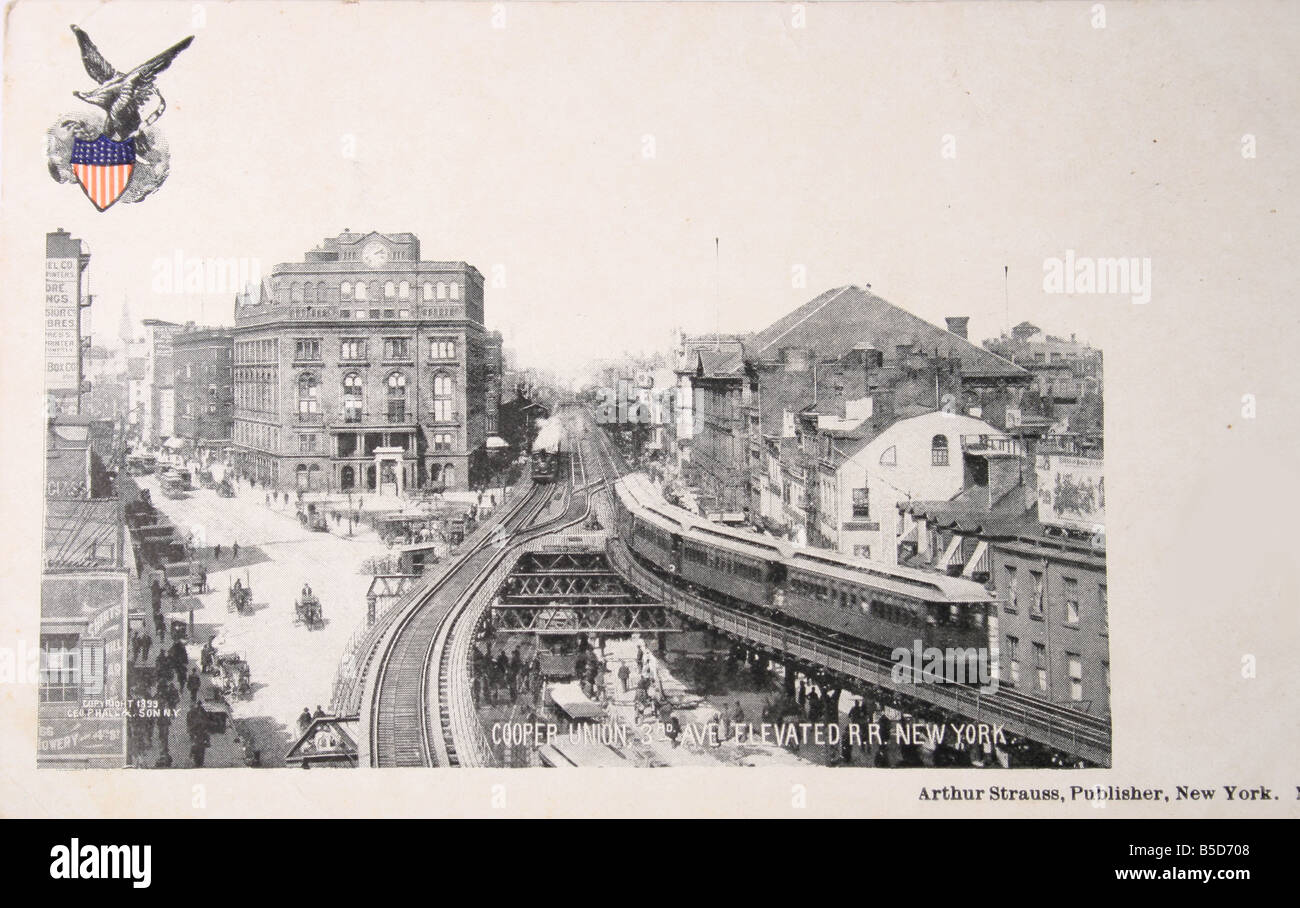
left=70, top=134, right=135, bottom=211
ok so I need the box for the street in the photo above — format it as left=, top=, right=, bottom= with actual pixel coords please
left=139, top=476, right=392, bottom=765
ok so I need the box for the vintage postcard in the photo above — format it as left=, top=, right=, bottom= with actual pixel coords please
left=2, top=0, right=1297, bottom=821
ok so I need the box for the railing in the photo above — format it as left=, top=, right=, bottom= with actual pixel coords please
left=960, top=434, right=1024, bottom=455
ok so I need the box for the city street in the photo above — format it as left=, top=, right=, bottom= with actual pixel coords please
left=139, top=476, right=392, bottom=766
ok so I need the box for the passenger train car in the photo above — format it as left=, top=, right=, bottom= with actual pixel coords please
left=614, top=473, right=993, bottom=660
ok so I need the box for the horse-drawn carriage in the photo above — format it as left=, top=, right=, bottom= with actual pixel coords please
left=228, top=576, right=253, bottom=614
left=217, top=653, right=252, bottom=699
left=216, top=478, right=235, bottom=498
left=294, top=590, right=323, bottom=629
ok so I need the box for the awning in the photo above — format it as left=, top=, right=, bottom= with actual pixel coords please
left=485, top=436, right=509, bottom=450
left=962, top=540, right=990, bottom=577
left=936, top=534, right=963, bottom=569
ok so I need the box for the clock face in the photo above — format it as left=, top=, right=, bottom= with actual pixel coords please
left=361, top=242, right=389, bottom=268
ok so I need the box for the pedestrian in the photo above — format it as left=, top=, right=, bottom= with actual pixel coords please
left=635, top=646, right=644, bottom=671
left=169, top=639, right=188, bottom=684
left=187, top=667, right=201, bottom=703
left=213, top=543, right=222, bottom=561
left=297, top=707, right=313, bottom=736
left=232, top=541, right=240, bottom=560
left=312, top=704, right=326, bottom=719
left=617, top=661, right=630, bottom=693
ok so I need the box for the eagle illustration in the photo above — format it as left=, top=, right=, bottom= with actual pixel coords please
left=70, top=25, right=193, bottom=142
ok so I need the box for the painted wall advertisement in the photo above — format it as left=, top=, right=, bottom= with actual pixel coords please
left=38, top=575, right=128, bottom=765
left=1036, top=454, right=1105, bottom=532
left=45, top=256, right=79, bottom=394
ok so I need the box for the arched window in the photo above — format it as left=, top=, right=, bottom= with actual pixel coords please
left=384, top=281, right=395, bottom=299
left=295, top=464, right=309, bottom=490
left=308, top=464, right=321, bottom=491
left=449, top=282, right=460, bottom=300
left=436, top=282, right=447, bottom=300
left=422, top=282, right=433, bottom=301
left=429, top=464, right=442, bottom=484
left=298, top=373, right=319, bottom=416
left=386, top=372, right=407, bottom=422
left=398, top=280, right=410, bottom=299
left=304, top=282, right=317, bottom=304
left=343, top=372, right=363, bottom=423
left=290, top=282, right=303, bottom=303
left=432, top=372, right=453, bottom=421
left=318, top=281, right=329, bottom=302
left=354, top=282, right=367, bottom=301
left=442, top=464, right=455, bottom=487
left=931, top=434, right=949, bottom=466
left=341, top=281, right=353, bottom=299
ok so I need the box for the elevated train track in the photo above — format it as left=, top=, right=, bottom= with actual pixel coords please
left=363, top=405, right=600, bottom=767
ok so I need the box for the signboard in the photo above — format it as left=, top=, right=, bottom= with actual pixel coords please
left=38, top=575, right=128, bottom=765
left=45, top=257, right=79, bottom=393
left=1036, top=454, right=1105, bottom=531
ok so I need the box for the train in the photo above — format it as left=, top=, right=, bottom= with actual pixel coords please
left=613, top=472, right=994, bottom=661
left=530, top=414, right=564, bottom=484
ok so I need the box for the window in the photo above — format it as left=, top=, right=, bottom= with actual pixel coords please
left=1033, top=643, right=1048, bottom=692
left=931, top=435, right=949, bottom=466
left=449, top=281, right=460, bottom=300
left=431, top=338, right=457, bottom=359
left=341, top=281, right=353, bottom=299
left=386, top=372, right=407, bottom=422
left=1067, top=654, right=1083, bottom=702
left=422, top=282, right=433, bottom=301
left=297, top=373, right=319, bottom=416
left=295, top=339, right=321, bottom=361
left=436, top=282, right=447, bottom=300
left=343, top=373, right=363, bottom=423
left=433, top=432, right=453, bottom=451
left=383, top=338, right=410, bottom=360
left=39, top=635, right=81, bottom=703
left=355, top=282, right=368, bottom=301
left=851, top=487, right=869, bottom=518
left=1003, top=565, right=1018, bottom=612
left=1099, top=585, right=1108, bottom=635
left=299, top=434, right=318, bottom=453
left=340, top=339, right=366, bottom=360
left=399, top=280, right=410, bottom=299
left=1030, top=571, right=1044, bottom=617
left=433, top=373, right=453, bottom=397
left=852, top=544, right=871, bottom=559
left=1005, top=636, right=1020, bottom=688
left=443, top=465, right=455, bottom=486
left=1064, top=577, right=1079, bottom=625
left=384, top=281, right=395, bottom=299
left=433, top=399, right=454, bottom=421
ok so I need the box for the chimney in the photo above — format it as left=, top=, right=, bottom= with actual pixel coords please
left=945, top=317, right=969, bottom=340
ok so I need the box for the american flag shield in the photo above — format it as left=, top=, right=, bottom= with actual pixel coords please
left=70, top=134, right=135, bottom=211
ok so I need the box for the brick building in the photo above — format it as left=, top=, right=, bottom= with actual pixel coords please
left=172, top=325, right=234, bottom=457
left=231, top=230, right=501, bottom=494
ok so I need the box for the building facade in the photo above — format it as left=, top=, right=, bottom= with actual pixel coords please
left=231, top=230, right=500, bottom=494
left=901, top=432, right=1108, bottom=718
left=172, top=326, right=234, bottom=456
left=141, top=319, right=180, bottom=445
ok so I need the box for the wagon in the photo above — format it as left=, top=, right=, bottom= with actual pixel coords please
left=217, top=654, right=251, bottom=700
left=294, top=593, right=323, bottom=629
left=228, top=578, right=253, bottom=614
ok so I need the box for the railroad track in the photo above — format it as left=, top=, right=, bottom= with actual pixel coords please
left=369, top=412, right=595, bottom=767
